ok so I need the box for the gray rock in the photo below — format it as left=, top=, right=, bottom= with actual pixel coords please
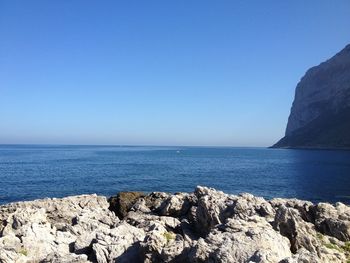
left=0, top=194, right=116, bottom=263
left=314, top=202, right=350, bottom=241
left=145, top=192, right=171, bottom=212
left=270, top=198, right=315, bottom=222
left=1, top=186, right=349, bottom=263
left=194, top=186, right=235, bottom=236
left=273, top=43, right=350, bottom=149
left=158, top=193, right=194, bottom=217
left=92, top=222, right=145, bottom=263
left=189, top=216, right=292, bottom=263
left=286, top=44, right=350, bottom=136
left=273, top=205, right=320, bottom=253
left=108, top=191, right=146, bottom=219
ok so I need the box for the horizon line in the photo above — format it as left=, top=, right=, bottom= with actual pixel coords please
left=0, top=143, right=268, bottom=148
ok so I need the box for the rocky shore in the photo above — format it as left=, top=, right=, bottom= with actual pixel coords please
left=1, top=187, right=350, bottom=263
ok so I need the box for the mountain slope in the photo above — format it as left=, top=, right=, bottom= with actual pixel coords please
left=273, top=44, right=350, bottom=149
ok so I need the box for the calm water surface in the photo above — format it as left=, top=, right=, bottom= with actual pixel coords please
left=1, top=145, right=350, bottom=204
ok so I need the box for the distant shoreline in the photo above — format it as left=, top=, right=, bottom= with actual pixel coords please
left=4, top=143, right=350, bottom=151
left=270, top=145, right=350, bottom=151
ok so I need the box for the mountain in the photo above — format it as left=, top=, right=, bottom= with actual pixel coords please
left=273, top=44, right=350, bottom=149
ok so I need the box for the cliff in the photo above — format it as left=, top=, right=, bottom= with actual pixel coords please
left=1, top=187, right=350, bottom=262
left=273, top=44, right=350, bottom=149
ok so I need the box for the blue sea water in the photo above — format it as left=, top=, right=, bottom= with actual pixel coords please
left=1, top=145, right=350, bottom=205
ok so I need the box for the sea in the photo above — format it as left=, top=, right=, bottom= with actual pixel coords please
left=1, top=145, right=350, bottom=205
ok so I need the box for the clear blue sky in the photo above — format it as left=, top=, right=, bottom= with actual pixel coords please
left=1, top=1, right=349, bottom=146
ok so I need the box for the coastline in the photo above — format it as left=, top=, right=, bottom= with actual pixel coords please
left=1, top=186, right=350, bottom=263
left=270, top=144, right=350, bottom=151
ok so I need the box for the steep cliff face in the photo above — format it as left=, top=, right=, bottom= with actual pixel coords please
left=274, top=44, right=350, bottom=149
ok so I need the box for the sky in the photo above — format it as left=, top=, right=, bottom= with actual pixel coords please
left=0, top=1, right=350, bottom=147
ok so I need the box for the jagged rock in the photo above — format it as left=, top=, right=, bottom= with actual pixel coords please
left=194, top=187, right=276, bottom=236
left=189, top=216, right=292, bottom=262
left=270, top=198, right=315, bottom=222
left=125, top=211, right=181, bottom=231
left=73, top=232, right=95, bottom=255
left=194, top=186, right=235, bottom=236
left=232, top=193, right=275, bottom=221
left=314, top=202, right=350, bottom=241
left=108, top=191, right=146, bottom=219
left=0, top=195, right=117, bottom=263
left=142, top=223, right=169, bottom=255
left=279, top=248, right=320, bottom=263
left=160, top=234, right=190, bottom=262
left=145, top=192, right=171, bottom=212
left=41, top=253, right=89, bottom=263
left=158, top=193, right=194, bottom=217
left=131, top=197, right=152, bottom=214
left=0, top=194, right=115, bottom=230
left=0, top=186, right=349, bottom=263
left=273, top=205, right=348, bottom=263
left=273, top=205, right=320, bottom=253
left=0, top=251, right=25, bottom=263
left=281, top=246, right=347, bottom=263
left=139, top=219, right=190, bottom=262
left=92, top=222, right=145, bottom=263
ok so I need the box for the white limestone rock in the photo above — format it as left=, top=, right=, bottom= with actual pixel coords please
left=1, top=186, right=350, bottom=263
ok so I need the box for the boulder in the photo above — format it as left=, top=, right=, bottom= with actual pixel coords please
left=92, top=222, right=145, bottom=263
left=108, top=191, right=145, bottom=219
left=194, top=186, right=235, bottom=236
left=270, top=198, right=315, bottom=222
left=189, top=216, right=292, bottom=262
left=273, top=205, right=320, bottom=253
left=158, top=193, right=194, bottom=218
left=314, top=202, right=350, bottom=241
